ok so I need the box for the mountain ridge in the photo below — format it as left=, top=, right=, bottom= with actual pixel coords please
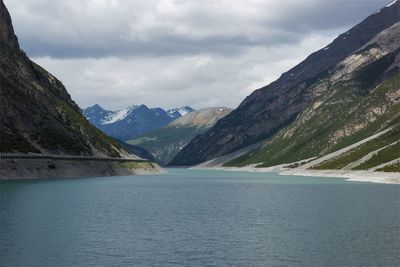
left=83, top=104, right=194, bottom=141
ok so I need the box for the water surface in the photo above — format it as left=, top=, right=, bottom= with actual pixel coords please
left=1, top=168, right=399, bottom=266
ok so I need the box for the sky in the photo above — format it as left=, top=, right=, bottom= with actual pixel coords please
left=5, top=0, right=389, bottom=110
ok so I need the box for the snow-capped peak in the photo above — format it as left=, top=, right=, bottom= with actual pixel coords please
left=167, top=106, right=195, bottom=118
left=176, top=108, right=191, bottom=116
left=101, top=105, right=138, bottom=125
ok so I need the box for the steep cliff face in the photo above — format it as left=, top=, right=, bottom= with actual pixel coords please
left=0, top=1, right=129, bottom=157
left=171, top=1, right=400, bottom=166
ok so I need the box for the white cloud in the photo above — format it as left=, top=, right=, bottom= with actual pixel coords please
left=32, top=32, right=336, bottom=110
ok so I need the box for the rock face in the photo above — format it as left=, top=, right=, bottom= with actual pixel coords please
left=171, top=1, right=400, bottom=166
left=168, top=107, right=231, bottom=128
left=129, top=107, right=231, bottom=164
left=83, top=104, right=195, bottom=141
left=0, top=1, right=130, bottom=158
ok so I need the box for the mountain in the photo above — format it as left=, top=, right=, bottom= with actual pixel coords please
left=0, top=0, right=135, bottom=158
left=83, top=104, right=195, bottom=141
left=113, top=138, right=156, bottom=162
left=167, top=106, right=195, bottom=118
left=129, top=107, right=231, bottom=164
left=171, top=1, right=400, bottom=168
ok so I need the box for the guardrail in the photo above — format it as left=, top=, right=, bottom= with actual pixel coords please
left=0, top=154, right=149, bottom=162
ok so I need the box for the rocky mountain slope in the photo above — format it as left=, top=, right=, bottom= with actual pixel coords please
left=113, top=138, right=156, bottom=162
left=129, top=107, right=231, bottom=164
left=83, top=104, right=194, bottom=141
left=0, top=1, right=132, bottom=158
left=171, top=1, right=400, bottom=167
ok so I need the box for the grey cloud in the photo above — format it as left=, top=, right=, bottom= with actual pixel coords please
left=5, top=0, right=386, bottom=59
left=261, top=1, right=386, bottom=32
left=32, top=34, right=336, bottom=110
left=23, top=30, right=304, bottom=58
left=5, top=0, right=392, bottom=110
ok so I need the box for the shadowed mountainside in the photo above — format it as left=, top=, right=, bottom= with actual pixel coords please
left=0, top=0, right=132, bottom=158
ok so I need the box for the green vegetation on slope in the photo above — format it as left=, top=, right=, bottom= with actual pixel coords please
left=312, top=126, right=400, bottom=170
left=129, top=137, right=158, bottom=145
left=51, top=96, right=122, bottom=157
left=0, top=129, right=40, bottom=154
left=129, top=127, right=198, bottom=149
left=0, top=75, right=40, bottom=153
left=225, top=72, right=400, bottom=168
left=353, top=142, right=400, bottom=170
left=119, top=161, right=155, bottom=170
left=376, top=162, right=400, bottom=172
left=128, top=126, right=203, bottom=164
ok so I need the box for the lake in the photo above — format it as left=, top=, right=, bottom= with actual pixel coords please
left=0, top=168, right=399, bottom=266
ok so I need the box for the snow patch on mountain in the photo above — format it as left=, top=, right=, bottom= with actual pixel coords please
left=386, top=0, right=397, bottom=7
left=375, top=0, right=397, bottom=14
left=167, top=106, right=195, bottom=117
left=101, top=105, right=138, bottom=125
left=177, top=108, right=190, bottom=116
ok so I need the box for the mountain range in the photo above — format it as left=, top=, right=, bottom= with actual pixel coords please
left=1, top=0, right=399, bottom=178
left=170, top=1, right=400, bottom=172
left=83, top=104, right=194, bottom=141
left=129, top=107, right=232, bottom=164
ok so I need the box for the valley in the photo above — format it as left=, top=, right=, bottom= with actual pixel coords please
left=1, top=0, right=399, bottom=181
left=128, top=107, right=232, bottom=164
left=1, top=1, right=399, bottom=266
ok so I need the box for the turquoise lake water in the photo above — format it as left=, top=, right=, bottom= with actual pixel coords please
left=0, top=168, right=399, bottom=266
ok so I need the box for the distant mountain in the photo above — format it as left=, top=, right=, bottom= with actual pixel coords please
left=171, top=1, right=400, bottom=169
left=83, top=104, right=195, bottom=141
left=113, top=138, right=156, bottom=162
left=0, top=1, right=132, bottom=158
left=129, top=107, right=231, bottom=164
left=167, top=106, right=195, bottom=118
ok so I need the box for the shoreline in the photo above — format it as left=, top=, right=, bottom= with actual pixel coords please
left=281, top=169, right=400, bottom=184
left=0, top=159, right=163, bottom=180
left=193, top=165, right=400, bottom=184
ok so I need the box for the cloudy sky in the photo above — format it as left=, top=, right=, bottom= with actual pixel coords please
left=6, top=0, right=388, bottom=110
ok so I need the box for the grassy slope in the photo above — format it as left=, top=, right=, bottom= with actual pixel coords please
left=226, top=74, right=400, bottom=168
left=128, top=126, right=205, bottom=164
left=312, top=126, right=399, bottom=170
left=119, top=161, right=157, bottom=170
left=377, top=162, right=400, bottom=172
left=353, top=141, right=399, bottom=170
left=51, top=95, right=123, bottom=157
